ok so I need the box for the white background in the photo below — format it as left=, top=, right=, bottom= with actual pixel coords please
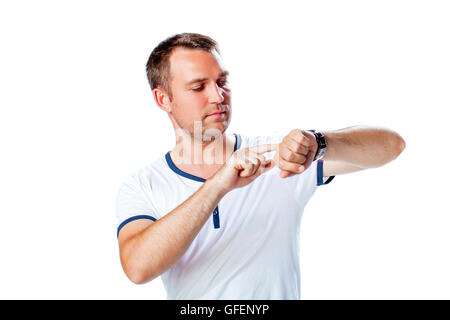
left=0, top=0, right=449, bottom=299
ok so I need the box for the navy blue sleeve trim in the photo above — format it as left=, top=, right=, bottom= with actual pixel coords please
left=317, top=160, right=335, bottom=186
left=117, top=215, right=157, bottom=238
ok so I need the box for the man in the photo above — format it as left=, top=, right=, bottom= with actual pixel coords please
left=116, top=33, right=406, bottom=299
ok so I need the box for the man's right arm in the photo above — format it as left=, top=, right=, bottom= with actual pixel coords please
left=118, top=177, right=225, bottom=284
left=117, top=144, right=277, bottom=284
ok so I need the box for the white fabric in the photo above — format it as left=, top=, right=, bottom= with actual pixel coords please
left=116, top=132, right=331, bottom=300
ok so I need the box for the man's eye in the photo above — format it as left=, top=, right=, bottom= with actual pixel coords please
left=192, top=85, right=204, bottom=91
left=192, top=80, right=227, bottom=92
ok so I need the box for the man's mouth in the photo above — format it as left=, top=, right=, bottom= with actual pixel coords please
left=207, top=111, right=226, bottom=117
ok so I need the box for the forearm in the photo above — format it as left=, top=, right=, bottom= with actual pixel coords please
left=322, top=125, right=406, bottom=168
left=121, top=178, right=226, bottom=283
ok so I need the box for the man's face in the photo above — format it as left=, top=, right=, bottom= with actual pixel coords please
left=166, top=48, right=232, bottom=140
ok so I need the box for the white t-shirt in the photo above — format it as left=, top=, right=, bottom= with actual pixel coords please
left=116, top=132, right=334, bottom=299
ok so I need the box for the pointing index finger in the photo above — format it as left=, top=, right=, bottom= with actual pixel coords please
left=248, top=143, right=279, bottom=155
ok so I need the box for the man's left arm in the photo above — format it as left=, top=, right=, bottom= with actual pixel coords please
left=320, top=125, right=406, bottom=177
left=275, top=125, right=406, bottom=179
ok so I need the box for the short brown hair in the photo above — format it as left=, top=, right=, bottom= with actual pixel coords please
left=146, top=33, right=220, bottom=101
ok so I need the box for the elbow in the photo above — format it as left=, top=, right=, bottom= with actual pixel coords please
left=122, top=261, right=155, bottom=285
left=384, top=133, right=406, bottom=165
left=126, top=269, right=148, bottom=285
left=393, top=134, right=406, bottom=158
left=119, top=243, right=157, bottom=285
left=376, top=132, right=406, bottom=167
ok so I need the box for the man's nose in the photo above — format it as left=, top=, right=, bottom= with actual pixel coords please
left=208, top=83, right=225, bottom=104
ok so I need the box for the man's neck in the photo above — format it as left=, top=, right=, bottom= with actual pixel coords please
left=170, top=132, right=236, bottom=170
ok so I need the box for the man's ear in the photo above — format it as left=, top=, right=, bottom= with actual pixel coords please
left=153, top=88, right=172, bottom=113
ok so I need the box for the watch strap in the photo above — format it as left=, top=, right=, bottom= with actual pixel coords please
left=307, top=129, right=327, bottom=161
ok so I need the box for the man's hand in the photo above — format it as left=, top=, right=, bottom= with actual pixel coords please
left=210, top=144, right=277, bottom=194
left=274, top=129, right=318, bottom=178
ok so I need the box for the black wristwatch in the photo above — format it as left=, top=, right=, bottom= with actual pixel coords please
left=307, top=129, right=327, bottom=161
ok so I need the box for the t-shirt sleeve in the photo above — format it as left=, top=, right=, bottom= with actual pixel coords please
left=115, top=173, right=160, bottom=238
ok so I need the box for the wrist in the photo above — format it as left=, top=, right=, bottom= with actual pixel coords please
left=205, top=174, right=229, bottom=198
left=307, top=129, right=327, bottom=161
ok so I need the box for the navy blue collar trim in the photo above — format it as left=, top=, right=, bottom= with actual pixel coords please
left=165, top=133, right=242, bottom=182
left=165, top=152, right=206, bottom=182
